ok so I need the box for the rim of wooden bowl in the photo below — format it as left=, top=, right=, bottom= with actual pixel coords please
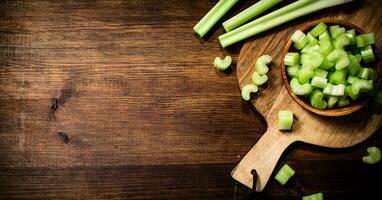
left=281, top=19, right=381, bottom=117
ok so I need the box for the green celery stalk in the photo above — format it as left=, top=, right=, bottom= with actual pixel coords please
left=219, top=0, right=353, bottom=47
left=193, top=0, right=239, bottom=37
left=222, top=0, right=283, bottom=32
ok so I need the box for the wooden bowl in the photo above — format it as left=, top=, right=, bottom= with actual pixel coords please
left=281, top=19, right=381, bottom=117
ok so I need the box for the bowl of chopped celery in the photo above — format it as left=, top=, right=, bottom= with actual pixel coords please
left=281, top=19, right=380, bottom=116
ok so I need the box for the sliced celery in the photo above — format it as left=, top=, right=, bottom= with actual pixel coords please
left=337, top=96, right=350, bottom=107
left=347, top=75, right=359, bottom=84
left=252, top=71, right=268, bottom=86
left=302, top=192, right=324, bottom=200
left=291, top=30, right=309, bottom=50
left=314, top=68, right=328, bottom=78
left=193, top=0, right=239, bottom=37
left=301, top=51, right=323, bottom=69
left=328, top=69, right=348, bottom=85
left=222, top=0, right=283, bottom=32
left=362, top=146, right=381, bottom=164
left=318, top=30, right=330, bottom=42
left=345, top=85, right=360, bottom=100
left=287, top=65, right=300, bottom=78
left=306, top=32, right=319, bottom=45
left=255, top=55, right=272, bottom=75
left=333, top=34, right=350, bottom=49
left=360, top=45, right=375, bottom=63
left=213, top=56, right=232, bottom=71
left=241, top=84, right=258, bottom=101
left=323, top=83, right=345, bottom=96
left=274, top=164, right=295, bottom=185
left=352, top=79, right=373, bottom=94
left=311, top=76, right=328, bottom=88
left=298, top=68, right=315, bottom=84
left=327, top=96, right=338, bottom=108
left=319, top=58, right=335, bottom=70
left=347, top=54, right=361, bottom=75
left=218, top=0, right=354, bottom=47
left=357, top=67, right=371, bottom=80
left=278, top=110, right=294, bottom=130
left=290, top=78, right=313, bottom=96
left=354, top=54, right=362, bottom=62
left=284, top=52, right=300, bottom=66
left=345, top=29, right=356, bottom=45
left=356, top=33, right=375, bottom=48
left=310, top=22, right=327, bottom=37
left=319, top=40, right=333, bottom=56
left=302, top=44, right=320, bottom=54
left=369, top=68, right=377, bottom=81
left=327, top=49, right=349, bottom=70
left=329, top=25, right=345, bottom=38
left=310, top=89, right=328, bottom=109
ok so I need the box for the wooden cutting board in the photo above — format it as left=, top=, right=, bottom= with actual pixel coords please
left=233, top=17, right=382, bottom=192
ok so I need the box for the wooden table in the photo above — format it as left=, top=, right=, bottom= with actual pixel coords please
left=0, top=0, right=381, bottom=199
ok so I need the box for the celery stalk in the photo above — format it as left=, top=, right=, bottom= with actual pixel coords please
left=193, top=0, right=239, bottom=37
left=219, top=0, right=354, bottom=47
left=223, top=0, right=283, bottom=32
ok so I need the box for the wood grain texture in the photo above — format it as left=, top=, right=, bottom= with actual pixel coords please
left=0, top=0, right=381, bottom=199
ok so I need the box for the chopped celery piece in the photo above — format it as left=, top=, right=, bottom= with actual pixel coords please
left=310, top=89, right=328, bottom=109
left=333, top=34, right=350, bottom=49
left=310, top=22, right=327, bottom=37
left=213, top=56, right=232, bottom=71
left=290, top=78, right=313, bottom=96
left=284, top=52, right=300, bottom=66
left=287, top=65, right=300, bottom=78
left=360, top=45, right=375, bottom=63
left=291, top=30, right=308, bottom=50
left=252, top=71, right=268, bottom=86
left=352, top=79, right=373, bottom=94
left=241, top=84, right=258, bottom=101
left=337, top=97, right=350, bottom=107
left=362, top=146, right=381, bottom=164
left=329, top=25, right=345, bottom=38
left=328, top=69, right=348, bottom=85
left=345, top=29, right=356, bottom=45
left=356, top=33, right=375, bottom=48
left=301, top=51, right=323, bottom=69
left=319, top=58, right=335, bottom=70
left=255, top=55, right=272, bottom=75
left=222, top=0, right=283, bottom=32
left=347, top=54, right=361, bottom=75
left=327, top=49, right=349, bottom=70
left=274, top=164, right=295, bottom=185
left=354, top=54, right=362, bottom=62
left=374, top=90, right=382, bottom=105
left=347, top=75, right=359, bottom=84
left=323, top=83, right=345, bottom=96
left=278, top=110, right=294, bottom=130
left=298, top=68, right=315, bottom=84
left=193, top=0, right=239, bottom=37
left=357, top=67, right=372, bottom=80
left=302, top=44, right=320, bottom=54
left=314, top=68, right=328, bottom=78
left=327, top=96, right=338, bottom=108
left=319, top=40, right=333, bottom=56
left=218, top=0, right=354, bottom=47
left=302, top=192, right=324, bottom=200
left=345, top=85, right=359, bottom=100
left=311, top=76, right=328, bottom=88
left=306, top=32, right=319, bottom=45
left=319, top=30, right=330, bottom=42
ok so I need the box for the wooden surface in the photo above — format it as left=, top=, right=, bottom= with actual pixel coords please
left=0, top=0, right=381, bottom=199
left=234, top=16, right=382, bottom=191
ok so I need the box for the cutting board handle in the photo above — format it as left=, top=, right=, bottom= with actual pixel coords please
left=231, top=127, right=294, bottom=192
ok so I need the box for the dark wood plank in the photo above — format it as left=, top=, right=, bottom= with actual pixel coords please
left=0, top=0, right=381, bottom=199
